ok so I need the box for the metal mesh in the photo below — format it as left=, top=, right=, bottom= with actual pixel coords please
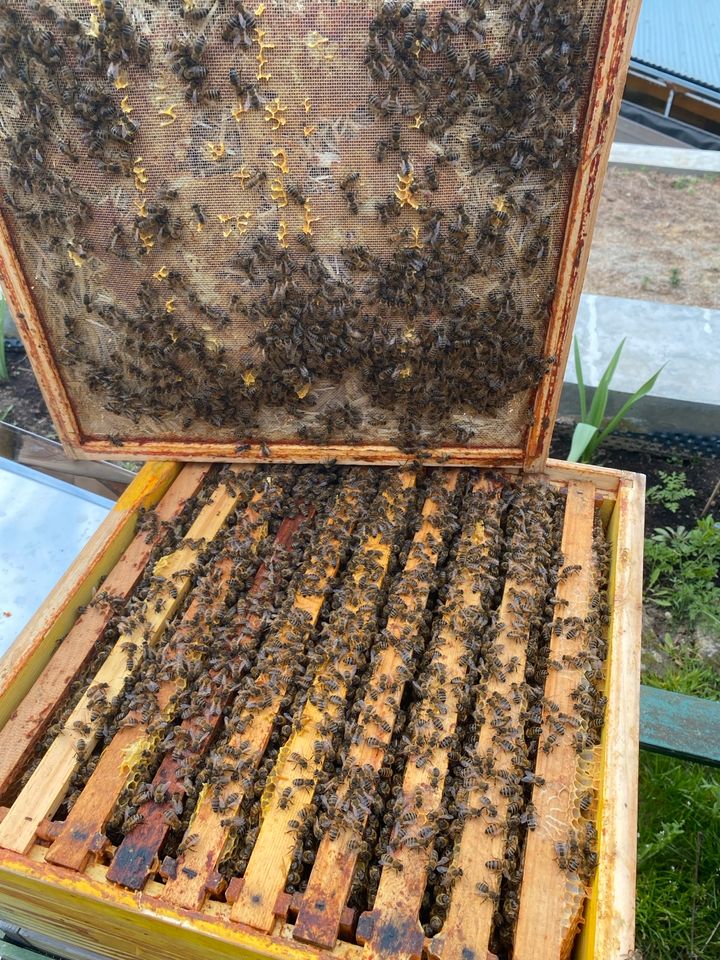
left=0, top=0, right=607, bottom=451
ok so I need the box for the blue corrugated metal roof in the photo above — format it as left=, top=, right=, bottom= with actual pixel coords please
left=632, top=0, right=720, bottom=95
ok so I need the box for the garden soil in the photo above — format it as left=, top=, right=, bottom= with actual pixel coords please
left=585, top=167, right=720, bottom=309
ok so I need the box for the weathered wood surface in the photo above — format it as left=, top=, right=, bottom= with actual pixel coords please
left=233, top=471, right=417, bottom=932
left=46, top=480, right=285, bottom=874
left=586, top=476, right=643, bottom=960
left=0, top=464, right=211, bottom=799
left=104, top=502, right=312, bottom=889
left=640, top=686, right=720, bottom=767
left=163, top=472, right=372, bottom=910
left=293, top=471, right=460, bottom=949
left=525, top=0, right=644, bottom=470
left=513, top=480, right=597, bottom=960
left=360, top=478, right=503, bottom=960
left=0, top=209, right=85, bottom=452
left=0, top=462, right=182, bottom=731
left=0, top=462, right=644, bottom=960
left=429, top=482, right=558, bottom=960
left=81, top=440, right=523, bottom=469
left=0, top=468, right=249, bottom=855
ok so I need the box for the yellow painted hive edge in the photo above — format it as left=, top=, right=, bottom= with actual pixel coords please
left=0, top=462, right=181, bottom=729
left=0, top=851, right=329, bottom=960
left=575, top=471, right=644, bottom=960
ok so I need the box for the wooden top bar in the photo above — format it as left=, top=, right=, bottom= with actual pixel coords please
left=360, top=478, right=503, bottom=960
left=429, top=482, right=559, bottom=960
left=46, top=479, right=282, bottom=874
left=233, top=471, right=417, bottom=932
left=0, top=467, right=249, bottom=855
left=162, top=472, right=373, bottom=910
left=293, top=470, right=459, bottom=950
left=105, top=501, right=311, bottom=889
left=513, top=481, right=597, bottom=960
left=0, top=464, right=211, bottom=798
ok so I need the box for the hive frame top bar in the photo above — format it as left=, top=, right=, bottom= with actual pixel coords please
left=0, top=0, right=641, bottom=467
left=0, top=461, right=644, bottom=960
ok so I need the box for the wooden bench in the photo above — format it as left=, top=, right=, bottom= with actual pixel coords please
left=640, top=684, right=720, bottom=767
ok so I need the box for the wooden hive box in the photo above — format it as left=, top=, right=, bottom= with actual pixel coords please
left=0, top=460, right=644, bottom=960
left=0, top=0, right=644, bottom=958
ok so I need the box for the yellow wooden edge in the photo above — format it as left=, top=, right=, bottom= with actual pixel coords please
left=575, top=474, right=643, bottom=960
left=0, top=462, right=180, bottom=729
left=573, top=500, right=620, bottom=960
left=113, top=461, right=182, bottom=513
left=0, top=853, right=334, bottom=960
left=594, top=474, right=644, bottom=960
left=544, top=459, right=625, bottom=495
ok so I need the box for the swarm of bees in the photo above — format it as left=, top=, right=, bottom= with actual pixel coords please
left=0, top=0, right=600, bottom=450
left=11, top=465, right=611, bottom=958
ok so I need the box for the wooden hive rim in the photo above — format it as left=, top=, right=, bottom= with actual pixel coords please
left=0, top=462, right=644, bottom=960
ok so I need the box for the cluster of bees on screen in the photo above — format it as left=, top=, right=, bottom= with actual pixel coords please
left=0, top=0, right=591, bottom=447
left=15, top=465, right=610, bottom=954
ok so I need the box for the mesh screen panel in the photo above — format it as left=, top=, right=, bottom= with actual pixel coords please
left=0, top=0, right=607, bottom=453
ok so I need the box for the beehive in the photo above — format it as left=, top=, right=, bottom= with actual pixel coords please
left=0, top=460, right=642, bottom=960
left=0, top=0, right=643, bottom=957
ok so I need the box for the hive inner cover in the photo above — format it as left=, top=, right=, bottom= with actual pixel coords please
left=0, top=0, right=607, bottom=454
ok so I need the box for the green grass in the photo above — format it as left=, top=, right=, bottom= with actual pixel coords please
left=671, top=177, right=694, bottom=191
left=669, top=267, right=682, bottom=289
left=636, top=661, right=720, bottom=959
left=644, top=659, right=720, bottom=700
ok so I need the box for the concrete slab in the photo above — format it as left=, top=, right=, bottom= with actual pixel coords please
left=568, top=293, right=720, bottom=406
left=609, top=142, right=720, bottom=174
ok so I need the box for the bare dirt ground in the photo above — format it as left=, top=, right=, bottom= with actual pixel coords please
left=0, top=347, right=57, bottom=438
left=584, top=167, right=720, bottom=309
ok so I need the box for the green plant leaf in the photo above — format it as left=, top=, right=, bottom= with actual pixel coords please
left=573, top=336, right=587, bottom=422
left=586, top=337, right=625, bottom=428
left=645, top=515, right=720, bottom=627
left=588, top=363, right=666, bottom=458
left=646, top=470, right=695, bottom=513
left=568, top=422, right=598, bottom=462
